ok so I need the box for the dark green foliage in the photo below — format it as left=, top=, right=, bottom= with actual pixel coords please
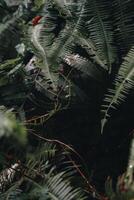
left=0, top=0, right=134, bottom=200
left=0, top=142, right=88, bottom=200
left=112, top=0, right=134, bottom=53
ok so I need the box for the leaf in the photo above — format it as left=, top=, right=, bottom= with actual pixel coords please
left=112, top=0, right=134, bottom=53
left=83, top=0, right=116, bottom=73
left=101, top=47, right=134, bottom=133
left=29, top=171, right=88, bottom=200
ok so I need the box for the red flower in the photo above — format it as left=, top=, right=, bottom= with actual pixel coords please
left=32, top=16, right=42, bottom=26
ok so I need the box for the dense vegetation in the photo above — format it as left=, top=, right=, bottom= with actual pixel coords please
left=0, top=0, right=134, bottom=199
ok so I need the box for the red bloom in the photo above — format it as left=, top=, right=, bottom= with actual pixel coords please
left=32, top=16, right=42, bottom=26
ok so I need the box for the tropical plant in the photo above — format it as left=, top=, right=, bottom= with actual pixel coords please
left=0, top=0, right=134, bottom=200
left=27, top=0, right=134, bottom=133
left=0, top=139, right=89, bottom=200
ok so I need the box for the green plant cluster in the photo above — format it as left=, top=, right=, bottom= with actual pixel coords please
left=0, top=0, right=134, bottom=199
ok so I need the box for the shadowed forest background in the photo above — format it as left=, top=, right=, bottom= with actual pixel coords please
left=0, top=0, right=134, bottom=199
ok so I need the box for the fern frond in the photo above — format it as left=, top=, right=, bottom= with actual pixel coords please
left=45, top=171, right=87, bottom=200
left=28, top=170, right=88, bottom=200
left=31, top=0, right=113, bottom=102
left=75, top=35, right=106, bottom=69
left=30, top=0, right=85, bottom=92
left=64, top=54, right=104, bottom=81
left=25, top=142, right=88, bottom=200
left=31, top=22, right=57, bottom=89
left=83, top=0, right=116, bottom=72
left=27, top=142, right=57, bottom=163
left=36, top=0, right=84, bottom=61
left=113, top=0, right=134, bottom=53
left=101, top=47, right=134, bottom=132
left=57, top=0, right=112, bottom=73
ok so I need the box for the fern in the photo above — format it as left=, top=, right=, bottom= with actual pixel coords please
left=45, top=171, right=87, bottom=200
left=53, top=0, right=116, bottom=74
left=26, top=171, right=87, bottom=200
left=82, top=0, right=116, bottom=73
left=112, top=0, right=134, bottom=53
left=30, top=0, right=84, bottom=79
left=25, top=142, right=88, bottom=200
left=101, top=47, right=134, bottom=132
left=74, top=35, right=106, bottom=69
left=31, top=22, right=57, bottom=91
left=30, top=0, right=110, bottom=90
left=0, top=142, right=88, bottom=200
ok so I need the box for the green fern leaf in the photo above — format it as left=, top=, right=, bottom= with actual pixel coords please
left=101, top=47, right=134, bottom=133
left=46, top=171, right=87, bottom=200
left=113, top=0, right=134, bottom=53
left=83, top=0, right=116, bottom=72
left=30, top=171, right=88, bottom=200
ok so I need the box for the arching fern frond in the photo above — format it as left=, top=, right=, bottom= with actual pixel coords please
left=45, top=171, right=88, bottom=200
left=27, top=169, right=88, bottom=200
left=83, top=0, right=116, bottom=73
left=31, top=22, right=58, bottom=91
left=101, top=47, right=134, bottom=133
left=31, top=0, right=84, bottom=64
left=75, top=35, right=106, bottom=70
left=27, top=144, right=88, bottom=200
left=14, top=142, right=88, bottom=200
left=30, top=0, right=86, bottom=95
